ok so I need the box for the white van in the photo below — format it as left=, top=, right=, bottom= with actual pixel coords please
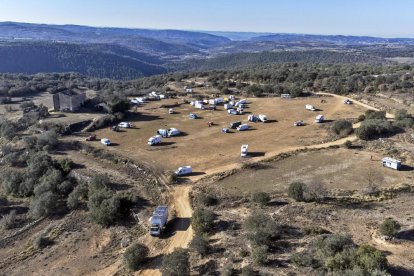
left=175, top=166, right=192, bottom=176
left=237, top=124, right=249, bottom=131
left=241, top=144, right=249, bottom=157
left=148, top=135, right=162, bottom=146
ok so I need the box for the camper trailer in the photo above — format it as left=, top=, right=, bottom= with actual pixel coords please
left=241, top=144, right=249, bottom=157
left=382, top=157, right=401, bottom=170
left=149, top=206, right=168, bottom=236
left=306, top=104, right=316, bottom=111
left=315, top=115, right=324, bottom=123
left=148, top=135, right=162, bottom=146
left=237, top=124, right=249, bottom=131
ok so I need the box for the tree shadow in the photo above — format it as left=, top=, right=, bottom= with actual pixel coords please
left=389, top=266, right=414, bottom=276
left=398, top=229, right=414, bottom=241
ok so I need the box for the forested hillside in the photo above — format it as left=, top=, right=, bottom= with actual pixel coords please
left=0, top=42, right=167, bottom=79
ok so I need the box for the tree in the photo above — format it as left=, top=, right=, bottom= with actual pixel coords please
left=161, top=249, right=190, bottom=276
left=191, top=208, right=215, bottom=235
left=87, top=188, right=121, bottom=226
left=123, top=243, right=149, bottom=271
left=29, top=191, right=58, bottom=218
left=379, top=218, right=401, bottom=238
left=355, top=245, right=388, bottom=273
left=288, top=182, right=307, bottom=202
left=332, top=120, right=353, bottom=136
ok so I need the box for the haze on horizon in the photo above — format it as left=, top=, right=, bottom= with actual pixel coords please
left=0, top=0, right=414, bottom=38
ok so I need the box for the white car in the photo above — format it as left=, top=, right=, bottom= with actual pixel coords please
left=148, top=135, right=162, bottom=146
left=175, top=166, right=192, bottom=176
left=168, top=108, right=174, bottom=114
left=241, top=144, right=249, bottom=157
left=118, top=122, right=133, bottom=128
left=101, top=138, right=111, bottom=146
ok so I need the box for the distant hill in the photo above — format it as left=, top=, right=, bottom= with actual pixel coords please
left=251, top=33, right=414, bottom=45
left=0, top=22, right=231, bottom=56
left=0, top=41, right=167, bottom=79
left=174, top=50, right=385, bottom=71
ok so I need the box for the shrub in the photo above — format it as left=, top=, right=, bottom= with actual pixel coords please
left=190, top=235, right=209, bottom=257
left=252, top=246, right=268, bottom=265
left=356, top=119, right=398, bottom=140
left=325, top=247, right=356, bottom=271
left=315, top=234, right=354, bottom=259
left=0, top=120, right=17, bottom=140
left=305, top=182, right=328, bottom=202
left=251, top=192, right=271, bottom=206
left=56, top=158, right=74, bottom=175
left=244, top=213, right=281, bottom=246
left=0, top=209, right=17, bottom=230
left=288, top=182, right=307, bottom=202
left=161, top=248, right=190, bottom=276
left=365, top=110, right=386, bottom=120
left=194, top=192, right=218, bottom=207
left=87, top=188, right=121, bottom=227
left=379, top=218, right=401, bottom=238
left=191, top=208, right=215, bottom=235
left=241, top=265, right=257, bottom=276
left=344, top=140, right=353, bottom=148
left=29, top=191, right=58, bottom=218
left=67, top=182, right=88, bottom=209
left=292, top=251, right=317, bottom=267
left=33, top=234, right=52, bottom=249
left=332, top=120, right=353, bottom=136
left=123, top=243, right=149, bottom=271
left=355, top=244, right=388, bottom=272
left=304, top=226, right=329, bottom=235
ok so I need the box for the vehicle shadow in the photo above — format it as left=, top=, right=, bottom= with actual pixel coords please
left=400, top=165, right=414, bottom=172
left=266, top=119, right=278, bottom=123
left=159, top=217, right=191, bottom=239
left=249, top=151, right=266, bottom=157
left=155, top=142, right=176, bottom=146
left=398, top=229, right=414, bottom=241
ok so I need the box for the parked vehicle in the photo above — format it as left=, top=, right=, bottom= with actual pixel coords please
left=86, top=134, right=97, bottom=141
left=118, top=122, right=133, bottom=128
left=248, top=114, right=258, bottom=122
left=111, top=126, right=120, bottom=132
left=258, top=114, right=268, bottom=122
left=237, top=124, right=249, bottom=131
left=229, top=121, right=242, bottom=129
left=149, top=206, right=168, bottom=236
left=382, top=157, right=401, bottom=170
left=221, top=128, right=230, bottom=133
left=315, top=115, right=324, bottom=123
left=305, top=104, right=316, bottom=111
left=294, top=120, right=304, bottom=126
left=100, top=138, right=111, bottom=146
left=241, top=144, right=249, bottom=157
left=148, top=135, right=162, bottom=145
left=175, top=166, right=192, bottom=176
left=208, top=121, right=214, bottom=127
left=224, top=103, right=233, bottom=110
left=157, top=128, right=181, bottom=137
left=189, top=113, right=198, bottom=119
left=228, top=109, right=238, bottom=115
left=343, top=99, right=353, bottom=105
left=281, top=94, right=292, bottom=99
left=168, top=108, right=174, bottom=114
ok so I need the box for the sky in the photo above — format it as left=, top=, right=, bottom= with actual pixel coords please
left=0, top=0, right=413, bottom=37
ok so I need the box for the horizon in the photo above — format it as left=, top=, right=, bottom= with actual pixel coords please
left=2, top=20, right=414, bottom=40
left=1, top=0, right=414, bottom=38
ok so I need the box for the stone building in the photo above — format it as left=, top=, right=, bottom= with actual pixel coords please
left=52, top=90, right=86, bottom=112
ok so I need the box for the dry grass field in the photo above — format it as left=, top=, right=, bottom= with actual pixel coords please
left=91, top=95, right=367, bottom=173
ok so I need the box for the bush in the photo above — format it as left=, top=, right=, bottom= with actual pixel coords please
left=67, top=182, right=88, bottom=209
left=123, top=243, right=149, bottom=271
left=365, top=110, right=386, bottom=120
left=356, top=119, right=398, bottom=140
left=288, top=182, right=307, bottom=202
left=315, top=234, right=354, bottom=259
left=161, top=248, right=190, bottom=276
left=191, top=208, right=215, bottom=235
left=190, top=235, right=209, bottom=257
left=56, top=158, right=74, bottom=175
left=244, top=212, right=281, bottom=246
left=355, top=244, right=388, bottom=273
left=344, top=140, right=353, bottom=148
left=304, top=226, right=329, bottom=235
left=305, top=182, right=328, bottom=202
left=241, top=265, right=257, bottom=276
left=0, top=120, right=17, bottom=140
left=194, top=192, right=217, bottom=207
left=33, top=234, right=52, bottom=249
left=87, top=188, right=121, bottom=226
left=29, top=191, right=58, bottom=218
left=252, top=246, right=268, bottom=265
left=0, top=209, right=17, bottom=230
left=332, top=120, right=353, bottom=136
left=379, top=218, right=401, bottom=238
left=251, top=192, right=271, bottom=206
